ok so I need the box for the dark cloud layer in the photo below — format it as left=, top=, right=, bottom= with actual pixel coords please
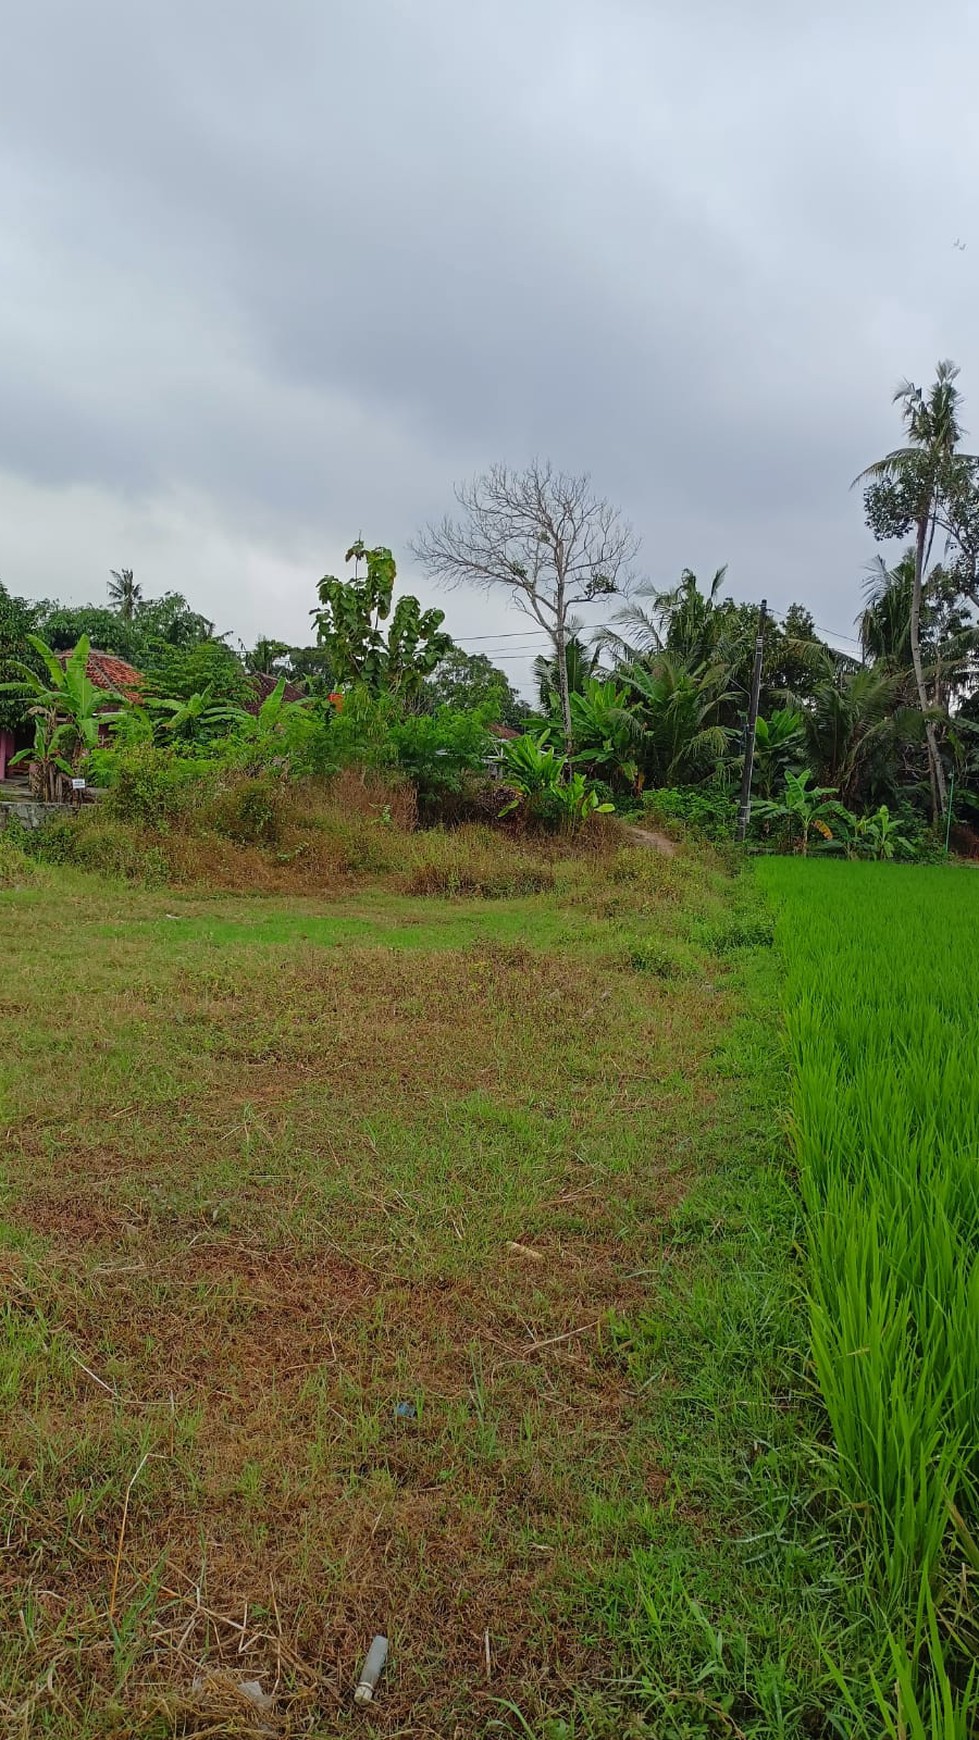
left=1, top=0, right=977, bottom=684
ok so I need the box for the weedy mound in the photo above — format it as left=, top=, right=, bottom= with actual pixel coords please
left=404, top=825, right=556, bottom=897
left=0, top=828, right=43, bottom=888
left=25, top=769, right=420, bottom=894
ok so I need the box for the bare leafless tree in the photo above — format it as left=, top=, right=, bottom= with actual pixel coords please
left=412, top=461, right=639, bottom=751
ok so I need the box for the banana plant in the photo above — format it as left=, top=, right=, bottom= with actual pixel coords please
left=752, top=769, right=855, bottom=855
left=852, top=805, right=913, bottom=860
left=497, top=734, right=613, bottom=832
left=0, top=634, right=124, bottom=799
left=223, top=676, right=314, bottom=773
left=497, top=733, right=566, bottom=804
left=567, top=678, right=640, bottom=788
left=752, top=707, right=806, bottom=798
left=148, top=684, right=244, bottom=745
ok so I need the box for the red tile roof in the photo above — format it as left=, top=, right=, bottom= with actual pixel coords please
left=488, top=723, right=521, bottom=740
left=61, top=648, right=143, bottom=700
left=243, top=672, right=306, bottom=715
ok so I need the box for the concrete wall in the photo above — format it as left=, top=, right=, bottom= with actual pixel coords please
left=0, top=801, right=72, bottom=832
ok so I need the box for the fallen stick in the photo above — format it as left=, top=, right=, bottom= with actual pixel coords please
left=108, top=1453, right=150, bottom=1620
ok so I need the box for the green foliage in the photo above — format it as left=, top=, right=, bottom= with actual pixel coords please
left=624, top=657, right=734, bottom=787
left=533, top=635, right=600, bottom=710
left=214, top=676, right=314, bottom=774
left=202, top=775, right=289, bottom=846
left=97, top=743, right=217, bottom=829
left=277, top=643, right=336, bottom=696
left=752, top=770, right=854, bottom=855
left=107, top=567, right=142, bottom=620
left=388, top=707, right=492, bottom=807
left=643, top=784, right=735, bottom=841
left=425, top=646, right=527, bottom=725
left=567, top=678, right=640, bottom=787
left=37, top=603, right=140, bottom=659
left=132, top=592, right=215, bottom=648
left=140, top=637, right=249, bottom=708
left=0, top=828, right=40, bottom=888
left=312, top=685, right=397, bottom=774
left=147, top=685, right=244, bottom=747
left=499, top=732, right=566, bottom=799
left=313, top=540, right=453, bottom=700
left=1, top=634, right=125, bottom=799
left=0, top=583, right=42, bottom=732
left=498, top=734, right=614, bottom=832
left=851, top=804, right=913, bottom=860
left=752, top=707, right=805, bottom=798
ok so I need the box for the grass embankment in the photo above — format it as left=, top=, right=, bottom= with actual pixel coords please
left=1, top=827, right=811, bottom=1738
left=758, top=860, right=979, bottom=1738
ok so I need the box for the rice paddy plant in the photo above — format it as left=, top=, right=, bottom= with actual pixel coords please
left=757, top=860, right=979, bottom=1730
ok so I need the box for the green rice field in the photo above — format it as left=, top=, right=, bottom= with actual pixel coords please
left=758, top=860, right=979, bottom=1738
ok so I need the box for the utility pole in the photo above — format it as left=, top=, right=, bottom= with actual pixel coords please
left=736, top=599, right=767, bottom=843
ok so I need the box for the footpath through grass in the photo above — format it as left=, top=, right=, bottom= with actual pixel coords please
left=1, top=840, right=806, bottom=1738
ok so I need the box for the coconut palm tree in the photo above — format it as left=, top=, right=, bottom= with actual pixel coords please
left=602, top=566, right=734, bottom=667
left=108, top=568, right=143, bottom=621
left=532, top=634, right=599, bottom=711
left=860, top=553, right=978, bottom=715
left=855, top=361, right=979, bottom=818
left=624, top=653, right=736, bottom=787
left=804, top=662, right=908, bottom=809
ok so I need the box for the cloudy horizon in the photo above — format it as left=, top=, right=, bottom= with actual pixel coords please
left=1, top=0, right=977, bottom=692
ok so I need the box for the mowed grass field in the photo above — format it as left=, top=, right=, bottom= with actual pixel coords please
left=0, top=841, right=799, bottom=1738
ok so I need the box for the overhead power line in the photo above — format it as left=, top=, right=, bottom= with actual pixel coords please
left=449, top=605, right=868, bottom=659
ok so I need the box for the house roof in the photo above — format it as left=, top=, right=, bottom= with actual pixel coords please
left=488, top=723, right=521, bottom=740
left=242, top=672, right=306, bottom=715
left=61, top=648, right=143, bottom=700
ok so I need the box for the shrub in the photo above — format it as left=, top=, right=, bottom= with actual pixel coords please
left=200, top=775, right=289, bottom=846
left=644, top=784, right=735, bottom=841
left=28, top=815, right=169, bottom=886
left=329, top=816, right=402, bottom=876
left=702, top=912, right=775, bottom=955
left=405, top=827, right=555, bottom=898
left=388, top=708, right=492, bottom=814
left=0, top=828, right=40, bottom=888
left=98, top=743, right=217, bottom=829
left=321, top=765, right=418, bottom=831
left=18, top=814, right=78, bottom=865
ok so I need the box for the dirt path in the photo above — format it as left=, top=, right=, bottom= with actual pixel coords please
left=626, top=824, right=677, bottom=857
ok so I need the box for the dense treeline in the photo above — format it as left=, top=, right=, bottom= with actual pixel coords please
left=3, top=361, right=979, bottom=852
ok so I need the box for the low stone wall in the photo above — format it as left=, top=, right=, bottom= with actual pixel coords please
left=0, top=800, right=73, bottom=832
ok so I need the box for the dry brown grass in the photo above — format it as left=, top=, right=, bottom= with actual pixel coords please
left=0, top=850, right=747, bottom=1735
left=45, top=774, right=629, bottom=904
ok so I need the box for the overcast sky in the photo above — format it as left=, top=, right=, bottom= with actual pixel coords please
left=1, top=0, right=977, bottom=692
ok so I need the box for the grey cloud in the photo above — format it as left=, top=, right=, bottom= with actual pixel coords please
left=0, top=0, right=978, bottom=668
